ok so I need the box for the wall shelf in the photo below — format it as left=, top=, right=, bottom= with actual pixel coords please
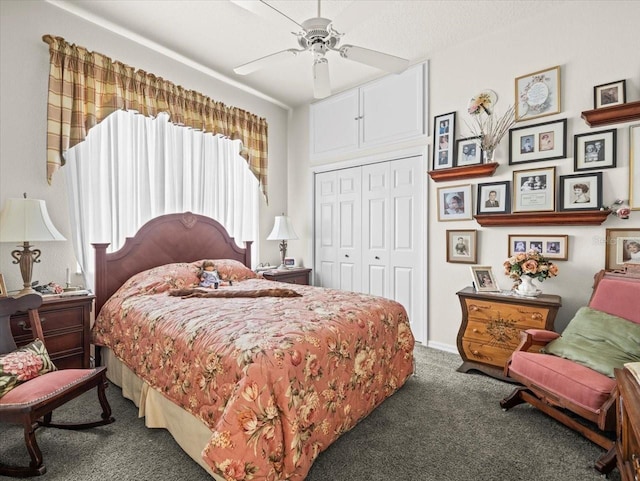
left=428, top=162, right=498, bottom=182
left=581, top=100, right=640, bottom=127
left=474, top=210, right=611, bottom=227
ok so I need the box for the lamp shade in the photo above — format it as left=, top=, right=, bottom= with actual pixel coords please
left=266, top=215, right=298, bottom=241
left=0, top=198, right=66, bottom=242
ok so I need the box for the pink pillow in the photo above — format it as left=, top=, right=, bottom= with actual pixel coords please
left=0, top=339, right=57, bottom=398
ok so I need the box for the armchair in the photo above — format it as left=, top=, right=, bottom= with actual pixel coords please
left=0, top=294, right=114, bottom=477
left=500, top=269, right=640, bottom=473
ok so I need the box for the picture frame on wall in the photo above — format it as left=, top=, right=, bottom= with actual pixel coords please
left=437, top=184, right=473, bottom=221
left=508, top=234, right=568, bottom=260
left=455, top=136, right=482, bottom=167
left=605, top=228, right=640, bottom=270
left=432, top=111, right=456, bottom=170
left=631, top=124, right=640, bottom=211
left=593, top=79, right=626, bottom=109
left=515, top=65, right=561, bottom=121
left=470, top=265, right=500, bottom=292
left=446, top=229, right=477, bottom=264
left=476, top=180, right=511, bottom=215
left=574, top=129, right=617, bottom=171
left=508, top=118, right=567, bottom=165
left=558, top=172, right=602, bottom=212
left=513, top=166, right=556, bottom=213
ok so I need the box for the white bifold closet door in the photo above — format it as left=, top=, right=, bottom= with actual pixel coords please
left=314, top=155, right=424, bottom=338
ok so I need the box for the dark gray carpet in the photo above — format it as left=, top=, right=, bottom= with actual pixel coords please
left=1, top=345, right=621, bottom=480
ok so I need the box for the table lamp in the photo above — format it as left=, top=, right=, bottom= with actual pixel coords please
left=266, top=215, right=298, bottom=269
left=0, top=195, right=66, bottom=296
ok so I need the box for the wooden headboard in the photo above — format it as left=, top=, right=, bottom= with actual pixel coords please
left=93, top=212, right=252, bottom=314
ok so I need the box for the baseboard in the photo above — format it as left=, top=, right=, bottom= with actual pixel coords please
left=422, top=340, right=459, bottom=355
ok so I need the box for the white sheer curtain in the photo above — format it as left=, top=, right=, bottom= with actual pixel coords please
left=64, top=110, right=258, bottom=291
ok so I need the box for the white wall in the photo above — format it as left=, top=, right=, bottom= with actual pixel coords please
left=288, top=1, right=640, bottom=352
left=0, top=0, right=289, bottom=291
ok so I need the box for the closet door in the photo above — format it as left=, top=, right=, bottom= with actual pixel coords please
left=388, top=156, right=423, bottom=328
left=362, top=156, right=423, bottom=327
left=314, top=167, right=362, bottom=292
left=362, top=162, right=390, bottom=297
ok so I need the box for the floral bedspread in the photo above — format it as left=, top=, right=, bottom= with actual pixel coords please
left=93, top=262, right=415, bottom=481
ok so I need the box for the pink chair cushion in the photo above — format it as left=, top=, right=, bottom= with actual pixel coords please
left=589, top=277, right=640, bottom=324
left=508, top=351, right=616, bottom=413
left=0, top=369, right=99, bottom=406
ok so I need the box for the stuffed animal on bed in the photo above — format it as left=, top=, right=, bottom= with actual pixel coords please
left=197, top=260, right=233, bottom=289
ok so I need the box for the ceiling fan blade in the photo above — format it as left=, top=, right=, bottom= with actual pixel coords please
left=234, top=49, right=301, bottom=75
left=313, top=58, right=331, bottom=99
left=339, top=45, right=409, bottom=74
left=229, top=0, right=302, bottom=29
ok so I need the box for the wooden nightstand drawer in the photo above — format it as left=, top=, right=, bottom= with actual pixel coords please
left=465, top=298, right=549, bottom=329
left=9, top=295, right=94, bottom=369
left=460, top=338, right=513, bottom=369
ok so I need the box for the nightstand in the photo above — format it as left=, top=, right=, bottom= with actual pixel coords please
left=10, top=295, right=94, bottom=369
left=456, top=287, right=561, bottom=381
left=262, top=268, right=312, bottom=285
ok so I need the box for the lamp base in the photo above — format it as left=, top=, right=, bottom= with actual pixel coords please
left=16, top=287, right=37, bottom=297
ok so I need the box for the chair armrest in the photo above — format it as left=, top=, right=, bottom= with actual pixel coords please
left=514, top=329, right=560, bottom=352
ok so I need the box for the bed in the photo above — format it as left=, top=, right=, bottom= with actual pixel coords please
left=92, top=212, right=415, bottom=480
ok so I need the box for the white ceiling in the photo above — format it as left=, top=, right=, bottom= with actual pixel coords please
left=53, top=0, right=558, bottom=109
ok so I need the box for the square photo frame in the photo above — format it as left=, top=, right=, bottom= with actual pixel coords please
left=559, top=172, right=602, bottom=212
left=594, top=80, right=626, bottom=109
left=513, top=166, right=556, bottom=213
left=476, top=181, right=511, bottom=215
left=631, top=124, right=640, bottom=211
left=432, top=111, right=456, bottom=170
left=508, top=234, right=568, bottom=260
left=455, top=136, right=482, bottom=167
left=470, top=266, right=500, bottom=292
left=446, top=229, right=477, bottom=264
left=574, top=129, right=617, bottom=171
left=509, top=119, right=567, bottom=165
left=438, top=184, right=473, bottom=221
left=515, top=65, right=561, bottom=121
left=605, top=228, right=640, bottom=270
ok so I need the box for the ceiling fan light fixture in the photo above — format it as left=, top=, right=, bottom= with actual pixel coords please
left=313, top=57, right=331, bottom=99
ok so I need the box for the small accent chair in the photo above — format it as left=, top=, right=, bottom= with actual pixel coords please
left=500, top=268, right=640, bottom=474
left=0, top=294, right=114, bottom=477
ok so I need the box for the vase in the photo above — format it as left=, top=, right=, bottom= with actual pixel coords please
left=482, top=149, right=495, bottom=163
left=516, top=275, right=540, bottom=297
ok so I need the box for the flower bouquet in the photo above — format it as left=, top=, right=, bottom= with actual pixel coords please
left=504, top=250, right=558, bottom=296
left=504, top=250, right=559, bottom=281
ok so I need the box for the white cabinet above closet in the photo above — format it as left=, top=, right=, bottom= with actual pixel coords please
left=310, top=63, right=427, bottom=160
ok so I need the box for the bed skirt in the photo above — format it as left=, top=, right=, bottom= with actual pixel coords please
left=103, top=348, right=223, bottom=480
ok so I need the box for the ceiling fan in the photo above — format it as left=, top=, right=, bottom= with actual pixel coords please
left=231, top=0, right=410, bottom=99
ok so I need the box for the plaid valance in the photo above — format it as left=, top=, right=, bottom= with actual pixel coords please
left=43, top=35, right=269, bottom=202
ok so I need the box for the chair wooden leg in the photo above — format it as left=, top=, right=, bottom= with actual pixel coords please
left=595, top=445, right=617, bottom=474
left=0, top=421, right=47, bottom=478
left=500, top=386, right=528, bottom=410
left=42, top=375, right=115, bottom=430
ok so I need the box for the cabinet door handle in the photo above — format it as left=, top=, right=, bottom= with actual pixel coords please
left=345, top=254, right=349, bottom=258
left=18, top=317, right=46, bottom=331
left=375, top=256, right=380, bottom=260
left=354, top=117, right=359, bottom=120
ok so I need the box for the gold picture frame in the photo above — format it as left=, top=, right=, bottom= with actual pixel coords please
left=470, top=265, right=500, bottom=292
left=515, top=65, right=561, bottom=121
left=605, top=228, right=640, bottom=271
left=446, top=229, right=478, bottom=264
left=0, top=273, right=7, bottom=298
